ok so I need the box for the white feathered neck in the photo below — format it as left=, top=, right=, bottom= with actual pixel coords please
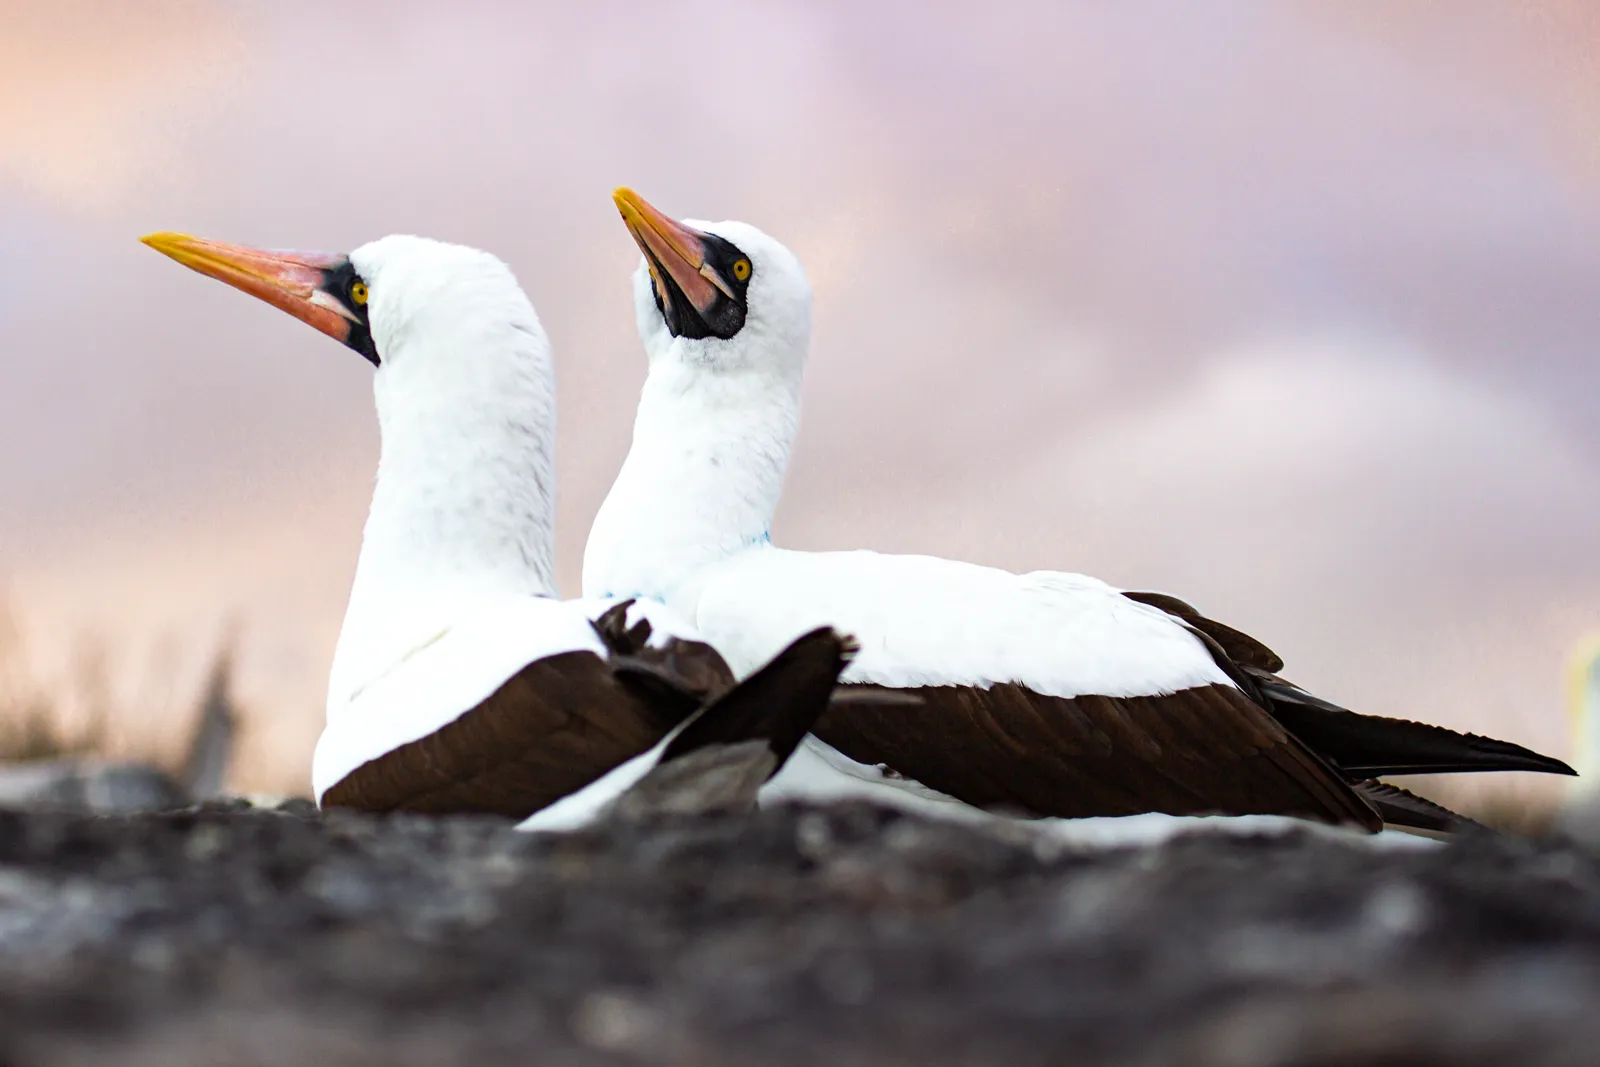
left=328, top=236, right=557, bottom=708
left=583, top=220, right=811, bottom=606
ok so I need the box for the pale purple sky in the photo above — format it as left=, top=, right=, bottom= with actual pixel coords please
left=4, top=1, right=1600, bottom=795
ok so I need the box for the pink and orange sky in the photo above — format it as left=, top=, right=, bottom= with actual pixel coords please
left=4, top=1, right=1600, bottom=797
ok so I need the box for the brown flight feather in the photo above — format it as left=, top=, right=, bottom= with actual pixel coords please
left=322, top=628, right=735, bottom=818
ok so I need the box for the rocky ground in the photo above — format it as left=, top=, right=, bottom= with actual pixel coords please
left=1, top=800, right=1599, bottom=1066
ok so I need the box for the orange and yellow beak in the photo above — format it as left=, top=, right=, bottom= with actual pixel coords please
left=613, top=187, right=735, bottom=319
left=140, top=231, right=360, bottom=347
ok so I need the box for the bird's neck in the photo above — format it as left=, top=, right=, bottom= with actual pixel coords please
left=331, top=333, right=557, bottom=704
left=583, top=354, right=800, bottom=608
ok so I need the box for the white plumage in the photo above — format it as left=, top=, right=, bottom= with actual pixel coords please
left=584, top=217, right=1230, bottom=715
left=584, top=197, right=1422, bottom=837
left=688, top=549, right=1232, bottom=696
left=311, top=236, right=714, bottom=802
left=146, top=225, right=861, bottom=830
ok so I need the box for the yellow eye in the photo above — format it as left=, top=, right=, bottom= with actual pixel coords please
left=732, top=258, right=751, bottom=282
left=350, top=280, right=369, bottom=306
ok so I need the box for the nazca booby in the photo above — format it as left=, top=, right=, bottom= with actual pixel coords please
left=584, top=188, right=1576, bottom=836
left=139, top=230, right=863, bottom=826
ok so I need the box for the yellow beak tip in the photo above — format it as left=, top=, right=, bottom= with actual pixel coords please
left=139, top=231, right=190, bottom=252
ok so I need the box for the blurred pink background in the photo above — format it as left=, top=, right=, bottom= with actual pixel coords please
left=3, top=1, right=1600, bottom=799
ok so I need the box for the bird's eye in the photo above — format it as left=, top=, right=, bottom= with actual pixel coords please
left=350, top=280, right=369, bottom=306
left=732, top=258, right=751, bottom=282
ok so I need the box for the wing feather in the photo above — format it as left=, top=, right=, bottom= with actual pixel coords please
left=811, top=682, right=1379, bottom=828
left=323, top=625, right=737, bottom=819
left=688, top=550, right=1378, bottom=829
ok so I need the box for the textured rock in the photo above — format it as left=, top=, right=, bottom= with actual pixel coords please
left=0, top=760, right=190, bottom=814
left=0, top=800, right=1598, bottom=1066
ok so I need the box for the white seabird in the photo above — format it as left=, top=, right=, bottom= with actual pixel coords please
left=582, top=188, right=1575, bottom=838
left=139, top=230, right=859, bottom=826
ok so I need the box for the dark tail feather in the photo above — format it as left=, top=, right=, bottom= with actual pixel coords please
left=1353, top=780, right=1489, bottom=836
left=658, top=628, right=855, bottom=769
left=1253, top=671, right=1577, bottom=778
left=606, top=629, right=854, bottom=820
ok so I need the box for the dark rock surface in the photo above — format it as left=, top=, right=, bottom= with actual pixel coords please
left=0, top=761, right=190, bottom=815
left=1, top=801, right=1599, bottom=1066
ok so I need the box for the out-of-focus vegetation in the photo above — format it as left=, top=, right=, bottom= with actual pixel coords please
left=0, top=601, right=112, bottom=762
left=0, top=597, right=237, bottom=796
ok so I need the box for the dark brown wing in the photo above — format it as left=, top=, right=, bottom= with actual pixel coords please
left=658, top=629, right=854, bottom=769
left=1122, top=590, right=1284, bottom=673
left=322, top=634, right=736, bottom=819
left=610, top=629, right=856, bottom=820
left=1351, top=780, right=1487, bottom=835
left=1123, top=592, right=1575, bottom=781
left=812, top=681, right=1381, bottom=829
left=592, top=599, right=737, bottom=708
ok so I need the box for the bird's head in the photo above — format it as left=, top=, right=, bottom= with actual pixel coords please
left=138, top=231, right=544, bottom=383
left=613, top=187, right=811, bottom=378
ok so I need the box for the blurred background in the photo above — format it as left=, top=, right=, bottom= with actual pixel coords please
left=2, top=0, right=1599, bottom=809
